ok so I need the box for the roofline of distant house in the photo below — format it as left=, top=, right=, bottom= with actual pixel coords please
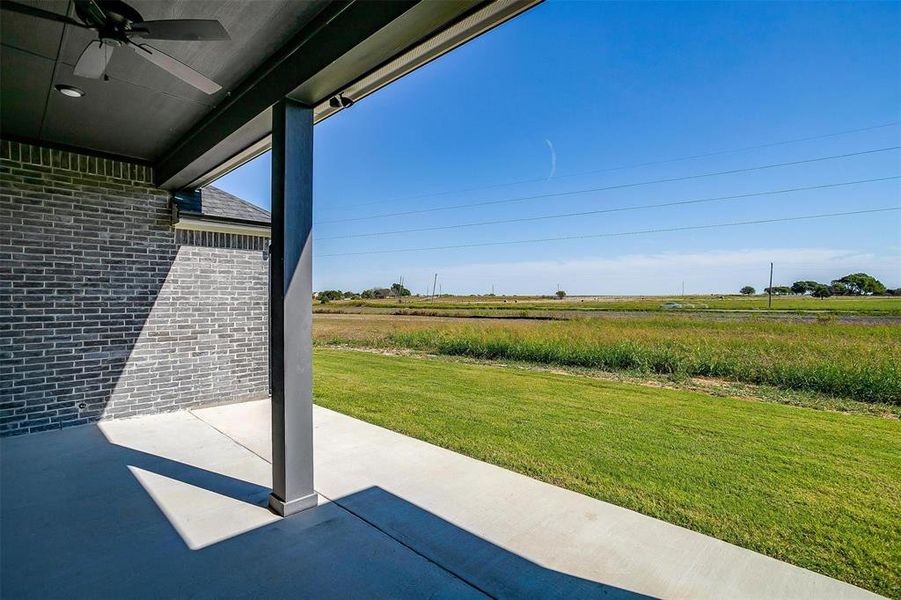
left=173, top=212, right=271, bottom=237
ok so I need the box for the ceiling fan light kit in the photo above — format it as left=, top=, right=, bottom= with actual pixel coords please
left=3, top=0, right=230, bottom=95
left=54, top=84, right=86, bottom=98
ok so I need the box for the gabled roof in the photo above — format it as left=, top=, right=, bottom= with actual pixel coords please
left=172, top=185, right=269, bottom=224
left=172, top=185, right=270, bottom=237
left=199, top=186, right=270, bottom=224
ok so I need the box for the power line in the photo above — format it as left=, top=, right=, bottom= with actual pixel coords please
left=316, top=207, right=900, bottom=257
left=321, top=121, right=900, bottom=211
left=315, top=146, right=901, bottom=224
left=317, top=175, right=900, bottom=240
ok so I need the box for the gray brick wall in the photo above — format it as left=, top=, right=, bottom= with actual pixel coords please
left=1, top=140, right=270, bottom=436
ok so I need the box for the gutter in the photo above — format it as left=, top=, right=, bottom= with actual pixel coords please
left=173, top=211, right=272, bottom=237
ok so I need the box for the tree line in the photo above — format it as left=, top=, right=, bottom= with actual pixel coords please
left=740, top=273, right=898, bottom=298
left=317, top=282, right=412, bottom=303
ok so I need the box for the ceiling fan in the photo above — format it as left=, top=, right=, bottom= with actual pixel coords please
left=2, top=0, right=229, bottom=94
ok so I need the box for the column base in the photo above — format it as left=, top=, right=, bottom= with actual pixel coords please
left=268, top=491, right=318, bottom=517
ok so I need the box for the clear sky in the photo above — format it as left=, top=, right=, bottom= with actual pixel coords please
left=215, top=0, right=901, bottom=295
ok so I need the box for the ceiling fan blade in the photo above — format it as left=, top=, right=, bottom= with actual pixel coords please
left=73, top=0, right=107, bottom=27
left=1, top=1, right=90, bottom=28
left=129, top=43, right=222, bottom=95
left=130, top=19, right=230, bottom=41
left=73, top=41, right=113, bottom=79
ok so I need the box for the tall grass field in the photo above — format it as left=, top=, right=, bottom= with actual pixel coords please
left=314, top=313, right=901, bottom=404
left=327, top=294, right=901, bottom=315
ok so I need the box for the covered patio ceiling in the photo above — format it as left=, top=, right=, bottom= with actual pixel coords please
left=0, top=0, right=540, bottom=190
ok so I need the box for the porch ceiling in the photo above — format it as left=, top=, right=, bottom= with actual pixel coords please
left=1, top=0, right=323, bottom=161
left=0, top=0, right=541, bottom=190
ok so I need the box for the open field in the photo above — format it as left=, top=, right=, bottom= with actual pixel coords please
left=319, top=294, right=901, bottom=316
left=313, top=312, right=901, bottom=404
left=313, top=348, right=901, bottom=597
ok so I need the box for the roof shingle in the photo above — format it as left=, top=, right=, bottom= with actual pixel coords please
left=192, top=186, right=271, bottom=223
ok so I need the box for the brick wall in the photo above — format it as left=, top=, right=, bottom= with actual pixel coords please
left=0, top=140, right=270, bottom=436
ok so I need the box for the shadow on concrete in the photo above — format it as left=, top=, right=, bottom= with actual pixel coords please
left=0, top=424, right=650, bottom=599
left=331, top=486, right=651, bottom=599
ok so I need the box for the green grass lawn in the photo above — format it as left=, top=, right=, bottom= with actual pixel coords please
left=313, top=348, right=901, bottom=597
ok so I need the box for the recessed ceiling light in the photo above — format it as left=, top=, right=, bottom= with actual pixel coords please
left=55, top=84, right=85, bottom=98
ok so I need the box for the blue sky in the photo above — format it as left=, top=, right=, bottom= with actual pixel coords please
left=215, top=0, right=901, bottom=295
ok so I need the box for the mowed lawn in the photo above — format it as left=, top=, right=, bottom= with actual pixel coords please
left=313, top=348, right=901, bottom=597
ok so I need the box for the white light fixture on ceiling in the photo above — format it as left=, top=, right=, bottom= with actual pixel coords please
left=55, top=84, right=85, bottom=98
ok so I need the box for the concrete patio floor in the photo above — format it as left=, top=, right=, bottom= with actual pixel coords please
left=1, top=400, right=880, bottom=599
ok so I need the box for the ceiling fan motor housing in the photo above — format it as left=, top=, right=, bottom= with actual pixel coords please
left=75, top=0, right=144, bottom=41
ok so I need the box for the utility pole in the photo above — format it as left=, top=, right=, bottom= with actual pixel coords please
left=431, top=273, right=438, bottom=302
left=768, top=262, right=774, bottom=309
left=681, top=281, right=685, bottom=297
left=398, top=275, right=404, bottom=304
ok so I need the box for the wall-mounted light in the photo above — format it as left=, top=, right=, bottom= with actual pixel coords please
left=55, top=84, right=85, bottom=98
left=329, top=94, right=354, bottom=109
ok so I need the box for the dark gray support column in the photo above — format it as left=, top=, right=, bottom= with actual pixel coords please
left=269, top=98, right=317, bottom=516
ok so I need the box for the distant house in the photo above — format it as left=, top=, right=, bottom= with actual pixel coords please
left=172, top=185, right=271, bottom=244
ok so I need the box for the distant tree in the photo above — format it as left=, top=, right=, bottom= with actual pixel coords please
left=556, top=290, right=567, bottom=299
left=811, top=284, right=832, bottom=298
left=342, top=291, right=356, bottom=299
left=887, top=288, right=901, bottom=296
left=831, top=273, right=886, bottom=296
left=791, top=280, right=820, bottom=295
left=318, top=289, right=343, bottom=303
left=372, top=287, right=391, bottom=299
left=360, top=289, right=375, bottom=299
left=764, top=286, right=792, bottom=295
left=740, top=286, right=756, bottom=295
left=390, top=282, right=412, bottom=297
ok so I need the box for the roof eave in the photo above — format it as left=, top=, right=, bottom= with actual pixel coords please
left=155, top=0, right=543, bottom=191
left=174, top=213, right=272, bottom=237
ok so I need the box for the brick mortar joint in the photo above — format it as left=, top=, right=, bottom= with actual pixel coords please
left=1, top=154, right=269, bottom=437
left=1, top=139, right=153, bottom=184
